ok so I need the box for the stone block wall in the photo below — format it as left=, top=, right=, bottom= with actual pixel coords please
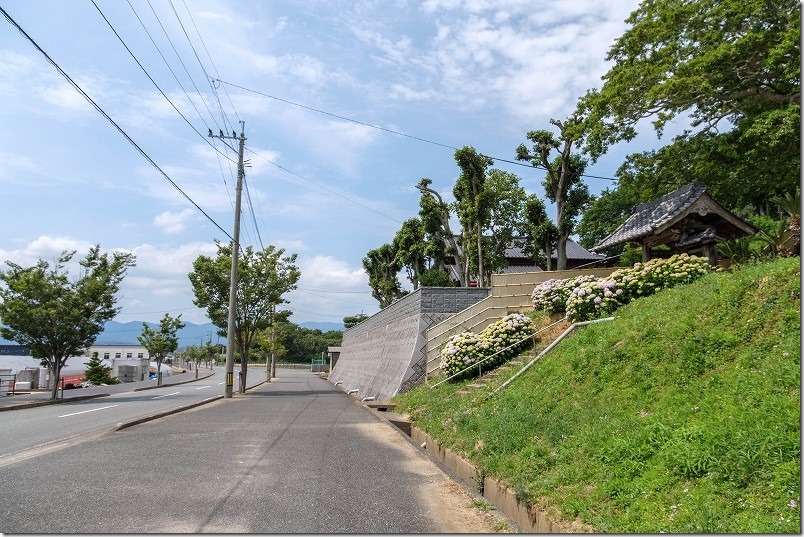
left=328, top=287, right=489, bottom=401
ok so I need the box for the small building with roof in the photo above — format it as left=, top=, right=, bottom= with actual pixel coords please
left=591, top=181, right=757, bottom=265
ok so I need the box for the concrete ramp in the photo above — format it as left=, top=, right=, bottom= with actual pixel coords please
left=329, top=287, right=489, bottom=401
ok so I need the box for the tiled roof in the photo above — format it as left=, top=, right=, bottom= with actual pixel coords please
left=498, top=265, right=544, bottom=274
left=592, top=181, right=709, bottom=251
left=505, top=238, right=605, bottom=261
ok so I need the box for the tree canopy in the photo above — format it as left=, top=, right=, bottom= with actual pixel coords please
left=578, top=0, right=800, bottom=160
left=0, top=245, right=135, bottom=399
left=138, top=313, right=185, bottom=385
left=516, top=118, right=591, bottom=270
left=189, top=242, right=300, bottom=393
left=362, top=243, right=406, bottom=309
left=576, top=0, right=800, bottom=252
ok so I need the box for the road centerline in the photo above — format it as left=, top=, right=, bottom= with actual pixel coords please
left=152, top=391, right=182, bottom=400
left=58, top=405, right=119, bottom=418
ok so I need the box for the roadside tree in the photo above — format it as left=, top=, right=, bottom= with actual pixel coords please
left=0, top=245, right=135, bottom=399
left=189, top=243, right=300, bottom=393
left=138, top=313, right=185, bottom=386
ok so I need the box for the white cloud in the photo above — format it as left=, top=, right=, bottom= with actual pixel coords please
left=298, top=255, right=368, bottom=289
left=0, top=236, right=95, bottom=267
left=129, top=241, right=218, bottom=278
left=37, top=81, right=93, bottom=111
left=153, top=208, right=198, bottom=235
left=0, top=151, right=44, bottom=184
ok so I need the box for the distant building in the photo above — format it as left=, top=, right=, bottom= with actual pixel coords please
left=84, top=344, right=150, bottom=383
left=444, top=237, right=608, bottom=282
left=0, top=345, right=30, bottom=356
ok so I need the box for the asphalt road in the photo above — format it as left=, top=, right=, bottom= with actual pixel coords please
left=0, top=368, right=504, bottom=533
left=0, top=366, right=266, bottom=462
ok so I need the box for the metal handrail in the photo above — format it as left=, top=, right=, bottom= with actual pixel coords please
left=429, top=316, right=568, bottom=391
left=489, top=316, right=615, bottom=397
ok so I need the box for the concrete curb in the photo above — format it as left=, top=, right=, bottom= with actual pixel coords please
left=0, top=393, right=110, bottom=412
left=114, top=395, right=225, bottom=431
left=114, top=373, right=267, bottom=430
left=132, top=370, right=216, bottom=391
left=410, top=425, right=561, bottom=533
left=0, top=371, right=217, bottom=411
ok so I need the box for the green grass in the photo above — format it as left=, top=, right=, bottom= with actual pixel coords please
left=394, top=257, right=801, bottom=533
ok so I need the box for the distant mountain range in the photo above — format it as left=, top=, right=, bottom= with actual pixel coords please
left=0, top=320, right=344, bottom=348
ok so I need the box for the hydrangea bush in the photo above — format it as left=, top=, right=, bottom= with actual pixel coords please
left=533, top=254, right=716, bottom=322
left=439, top=313, right=535, bottom=380
left=531, top=275, right=597, bottom=315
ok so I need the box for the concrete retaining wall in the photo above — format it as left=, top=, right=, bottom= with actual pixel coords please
left=328, top=287, right=489, bottom=401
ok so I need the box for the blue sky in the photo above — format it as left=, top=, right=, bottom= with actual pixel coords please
left=0, top=0, right=674, bottom=326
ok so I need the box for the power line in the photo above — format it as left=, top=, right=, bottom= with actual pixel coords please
left=92, top=0, right=236, bottom=165
left=0, top=5, right=233, bottom=242
left=145, top=0, right=224, bottom=134
left=178, top=0, right=241, bottom=130
left=215, top=78, right=619, bottom=182
left=171, top=1, right=269, bottom=252
left=246, top=148, right=403, bottom=224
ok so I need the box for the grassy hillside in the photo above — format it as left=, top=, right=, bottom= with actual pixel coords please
left=394, top=258, right=800, bottom=533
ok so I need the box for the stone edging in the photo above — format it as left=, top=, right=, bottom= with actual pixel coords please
left=410, top=425, right=561, bottom=533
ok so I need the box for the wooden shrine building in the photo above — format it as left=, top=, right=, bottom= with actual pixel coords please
left=591, top=181, right=757, bottom=265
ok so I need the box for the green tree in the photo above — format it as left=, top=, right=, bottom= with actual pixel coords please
left=416, top=178, right=463, bottom=286
left=0, top=246, right=135, bottom=399
left=516, top=118, right=591, bottom=269
left=477, top=169, right=527, bottom=283
left=453, top=146, right=494, bottom=285
left=520, top=194, right=559, bottom=270
left=418, top=267, right=454, bottom=287
left=343, top=313, right=369, bottom=329
left=282, top=324, right=343, bottom=363
left=363, top=243, right=406, bottom=308
left=575, top=0, right=800, bottom=216
left=83, top=352, right=120, bottom=386
left=393, top=218, right=428, bottom=289
left=138, top=313, right=185, bottom=386
left=189, top=242, right=300, bottom=393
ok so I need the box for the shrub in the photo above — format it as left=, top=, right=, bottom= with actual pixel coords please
left=535, top=254, right=716, bottom=323
left=440, top=313, right=535, bottom=380
left=532, top=275, right=597, bottom=315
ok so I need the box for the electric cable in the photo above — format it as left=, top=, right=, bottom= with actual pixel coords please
left=93, top=1, right=236, bottom=165
left=0, top=5, right=234, bottom=242
left=246, top=148, right=403, bottom=224
left=215, top=78, right=619, bottom=182
left=146, top=0, right=226, bottom=134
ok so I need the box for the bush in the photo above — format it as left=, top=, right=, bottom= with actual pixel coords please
left=440, top=313, right=535, bottom=380
left=534, top=254, right=716, bottom=322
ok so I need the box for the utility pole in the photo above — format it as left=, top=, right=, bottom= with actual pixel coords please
left=209, top=121, right=246, bottom=398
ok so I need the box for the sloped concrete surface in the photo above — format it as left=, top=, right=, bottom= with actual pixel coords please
left=329, top=287, right=489, bottom=400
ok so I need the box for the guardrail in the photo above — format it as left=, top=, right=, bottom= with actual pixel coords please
left=429, top=316, right=569, bottom=392
left=489, top=317, right=615, bottom=397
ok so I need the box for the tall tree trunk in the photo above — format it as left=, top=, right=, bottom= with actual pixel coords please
left=476, top=223, right=484, bottom=286
left=240, top=358, right=248, bottom=393
left=49, top=362, right=61, bottom=400
left=557, top=234, right=568, bottom=270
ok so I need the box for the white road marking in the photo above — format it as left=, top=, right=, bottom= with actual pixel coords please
left=152, top=391, right=181, bottom=399
left=58, top=405, right=119, bottom=418
left=195, top=386, right=211, bottom=390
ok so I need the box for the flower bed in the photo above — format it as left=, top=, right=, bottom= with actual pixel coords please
left=439, top=313, right=536, bottom=380
left=532, top=254, right=716, bottom=322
